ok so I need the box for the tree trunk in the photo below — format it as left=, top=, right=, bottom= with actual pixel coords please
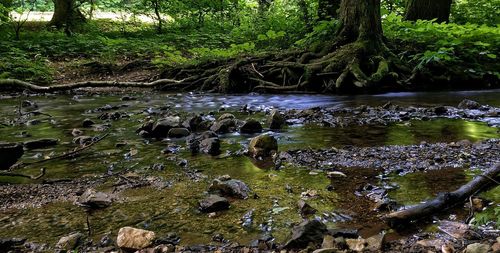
left=337, top=0, right=383, bottom=45
left=298, top=0, right=311, bottom=31
left=318, top=0, right=340, bottom=20
left=404, top=0, right=452, bottom=23
left=258, top=0, right=272, bottom=15
left=152, top=0, right=162, bottom=33
left=48, top=0, right=85, bottom=31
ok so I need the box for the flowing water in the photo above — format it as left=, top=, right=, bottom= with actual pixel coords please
left=0, top=90, right=499, bottom=246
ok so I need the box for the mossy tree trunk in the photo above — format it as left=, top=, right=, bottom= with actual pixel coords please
left=404, top=0, right=452, bottom=23
left=318, top=0, right=340, bottom=20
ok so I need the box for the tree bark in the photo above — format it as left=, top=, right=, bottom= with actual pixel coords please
left=48, top=0, right=85, bottom=31
left=337, top=0, right=384, bottom=45
left=258, top=0, right=272, bottom=15
left=404, top=0, right=452, bottom=23
left=318, top=0, right=340, bottom=20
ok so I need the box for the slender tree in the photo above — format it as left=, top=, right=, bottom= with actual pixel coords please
left=404, top=0, right=452, bottom=23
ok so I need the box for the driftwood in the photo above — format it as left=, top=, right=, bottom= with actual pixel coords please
left=384, top=163, right=500, bottom=225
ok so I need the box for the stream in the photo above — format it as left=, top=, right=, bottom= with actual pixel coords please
left=0, top=89, right=499, bottom=250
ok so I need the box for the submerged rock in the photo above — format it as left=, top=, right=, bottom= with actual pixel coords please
left=240, top=119, right=263, bottom=134
left=0, top=143, right=23, bottom=169
left=23, top=138, right=58, bottom=150
left=76, top=189, right=112, bottom=209
left=284, top=219, right=327, bottom=249
left=209, top=176, right=251, bottom=199
left=117, top=227, right=156, bottom=251
left=199, top=195, right=230, bottom=213
left=55, top=232, right=83, bottom=250
left=248, top=134, right=278, bottom=158
left=458, top=99, right=481, bottom=109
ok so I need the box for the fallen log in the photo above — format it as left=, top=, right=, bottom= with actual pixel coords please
left=384, top=163, right=500, bottom=225
left=0, top=78, right=188, bottom=92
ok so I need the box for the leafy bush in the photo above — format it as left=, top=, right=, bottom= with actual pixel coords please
left=452, top=0, right=500, bottom=26
left=383, top=14, right=500, bottom=76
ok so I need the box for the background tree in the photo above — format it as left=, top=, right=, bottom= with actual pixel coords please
left=48, top=0, right=86, bottom=33
left=317, top=0, right=339, bottom=20
left=404, top=0, right=452, bottom=23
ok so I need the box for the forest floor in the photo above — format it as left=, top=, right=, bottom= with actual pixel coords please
left=1, top=19, right=499, bottom=94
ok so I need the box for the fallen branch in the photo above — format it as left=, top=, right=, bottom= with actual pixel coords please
left=9, top=132, right=110, bottom=170
left=0, top=78, right=187, bottom=92
left=384, top=163, right=500, bottom=225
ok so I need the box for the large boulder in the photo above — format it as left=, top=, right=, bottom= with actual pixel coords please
left=182, top=115, right=203, bottom=132
left=117, top=227, right=156, bottom=251
left=151, top=116, right=181, bottom=138
left=284, top=220, right=327, bottom=249
left=198, top=195, right=230, bottom=213
left=218, top=113, right=235, bottom=121
left=268, top=109, right=286, bottom=130
left=0, top=143, right=23, bottom=170
left=240, top=119, right=263, bottom=134
left=248, top=134, right=278, bottom=158
left=209, top=176, right=251, bottom=199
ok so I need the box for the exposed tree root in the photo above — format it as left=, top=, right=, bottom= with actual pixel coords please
left=0, top=41, right=411, bottom=94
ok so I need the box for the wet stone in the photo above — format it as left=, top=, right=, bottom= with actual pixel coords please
left=82, top=118, right=95, bottom=128
left=151, top=116, right=182, bottom=138
left=284, top=219, right=327, bottom=249
left=55, top=232, right=83, bottom=250
left=76, top=189, right=112, bottom=209
left=209, top=176, right=251, bottom=199
left=464, top=243, right=491, bottom=253
left=167, top=128, right=190, bottom=138
left=200, top=137, right=221, bottom=155
left=297, top=199, right=317, bottom=218
left=458, top=99, right=481, bottom=109
left=117, top=227, right=156, bottom=251
left=239, top=119, right=263, bottom=134
left=248, top=134, right=278, bottom=158
left=269, top=109, right=286, bottom=130
left=210, top=118, right=236, bottom=134
left=218, top=113, right=235, bottom=121
left=198, top=195, right=230, bottom=213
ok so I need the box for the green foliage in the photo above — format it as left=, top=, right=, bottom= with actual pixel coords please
left=473, top=205, right=500, bottom=229
left=384, top=14, right=500, bottom=76
left=295, top=20, right=339, bottom=48
left=0, top=45, right=52, bottom=82
left=452, top=0, right=500, bottom=26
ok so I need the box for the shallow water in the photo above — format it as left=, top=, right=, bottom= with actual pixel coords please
left=0, top=91, right=499, bottom=246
